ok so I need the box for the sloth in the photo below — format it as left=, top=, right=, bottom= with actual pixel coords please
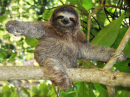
left=6, top=5, right=127, bottom=91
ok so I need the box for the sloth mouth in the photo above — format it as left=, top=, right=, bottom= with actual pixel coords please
left=61, top=22, right=71, bottom=26
left=59, top=21, right=72, bottom=27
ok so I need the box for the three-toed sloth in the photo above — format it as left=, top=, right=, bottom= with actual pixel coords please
left=6, top=5, right=126, bottom=91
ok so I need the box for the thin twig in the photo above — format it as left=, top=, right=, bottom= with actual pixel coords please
left=87, top=0, right=104, bottom=41
left=60, top=0, right=64, bottom=5
left=53, top=85, right=59, bottom=97
left=87, top=13, right=91, bottom=41
left=103, top=5, right=127, bottom=10
left=87, top=1, right=126, bottom=41
left=92, top=16, right=101, bottom=30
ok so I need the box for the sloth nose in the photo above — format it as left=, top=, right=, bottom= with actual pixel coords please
left=62, top=18, right=70, bottom=24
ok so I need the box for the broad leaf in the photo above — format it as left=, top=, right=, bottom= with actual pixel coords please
left=77, top=82, right=89, bottom=97
left=82, top=0, right=92, bottom=10
left=98, top=88, right=109, bottom=97
left=91, top=14, right=125, bottom=47
left=94, top=83, right=105, bottom=93
left=115, top=59, right=130, bottom=73
left=97, top=10, right=106, bottom=27
left=112, top=27, right=130, bottom=58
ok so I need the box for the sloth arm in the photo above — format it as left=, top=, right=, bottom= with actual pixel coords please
left=78, top=43, right=127, bottom=62
left=6, top=20, right=49, bottom=38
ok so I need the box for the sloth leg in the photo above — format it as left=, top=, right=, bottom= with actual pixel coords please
left=40, top=58, right=72, bottom=91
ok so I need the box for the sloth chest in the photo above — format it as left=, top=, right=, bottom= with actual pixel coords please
left=34, top=38, right=78, bottom=67
left=43, top=39, right=78, bottom=57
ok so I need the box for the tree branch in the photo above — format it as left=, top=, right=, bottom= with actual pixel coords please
left=107, top=86, right=115, bottom=97
left=103, top=26, right=130, bottom=70
left=103, top=26, right=130, bottom=97
left=0, top=66, right=130, bottom=87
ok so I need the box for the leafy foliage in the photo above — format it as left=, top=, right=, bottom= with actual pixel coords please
left=91, top=14, right=125, bottom=47
left=0, top=0, right=130, bottom=97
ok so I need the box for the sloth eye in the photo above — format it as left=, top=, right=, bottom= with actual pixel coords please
left=70, top=17, right=75, bottom=22
left=57, top=15, right=64, bottom=19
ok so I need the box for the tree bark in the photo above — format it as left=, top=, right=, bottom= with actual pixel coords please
left=0, top=66, right=130, bottom=87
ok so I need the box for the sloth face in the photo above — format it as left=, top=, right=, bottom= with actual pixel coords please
left=56, top=12, right=76, bottom=27
left=50, top=5, right=80, bottom=31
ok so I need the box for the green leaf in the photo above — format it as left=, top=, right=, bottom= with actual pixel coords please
left=117, top=90, right=130, bottom=97
left=0, top=92, right=3, bottom=97
left=82, top=0, right=92, bottom=10
left=3, top=34, right=11, bottom=41
left=0, top=15, right=8, bottom=23
left=60, top=91, right=67, bottom=97
left=31, top=86, right=40, bottom=96
left=98, top=88, right=109, bottom=97
left=43, top=10, right=53, bottom=20
left=27, top=49, right=35, bottom=53
left=97, top=62, right=105, bottom=68
left=0, top=50, right=8, bottom=61
left=39, top=83, right=49, bottom=96
left=2, top=86, right=12, bottom=97
left=9, top=53, right=17, bottom=62
left=48, top=84, right=55, bottom=97
left=21, top=87, right=30, bottom=97
left=94, top=83, right=105, bottom=93
left=66, top=88, right=73, bottom=93
left=91, top=29, right=98, bottom=36
left=112, top=27, right=130, bottom=58
left=25, top=37, right=38, bottom=47
left=66, top=91, right=77, bottom=97
left=91, top=14, right=126, bottom=47
left=61, top=88, right=77, bottom=97
left=77, top=82, right=89, bottom=97
left=11, top=87, right=18, bottom=97
left=88, top=83, right=96, bottom=97
left=115, top=59, right=130, bottom=73
left=97, top=10, right=106, bottom=27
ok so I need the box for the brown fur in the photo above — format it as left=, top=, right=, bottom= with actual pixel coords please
left=5, top=5, right=127, bottom=91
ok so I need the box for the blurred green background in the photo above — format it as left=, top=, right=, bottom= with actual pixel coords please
left=0, top=0, right=130, bottom=97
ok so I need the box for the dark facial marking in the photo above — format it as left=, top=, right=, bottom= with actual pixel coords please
left=57, top=15, right=64, bottom=20
left=70, top=17, right=75, bottom=23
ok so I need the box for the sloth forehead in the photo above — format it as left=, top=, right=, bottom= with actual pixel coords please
left=57, top=12, right=76, bottom=18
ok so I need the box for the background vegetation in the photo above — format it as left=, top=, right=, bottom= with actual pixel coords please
left=0, top=0, right=130, bottom=97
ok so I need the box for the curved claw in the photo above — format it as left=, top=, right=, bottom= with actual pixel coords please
left=112, top=52, right=127, bottom=62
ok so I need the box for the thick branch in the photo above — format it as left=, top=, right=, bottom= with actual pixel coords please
left=0, top=66, right=130, bottom=87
